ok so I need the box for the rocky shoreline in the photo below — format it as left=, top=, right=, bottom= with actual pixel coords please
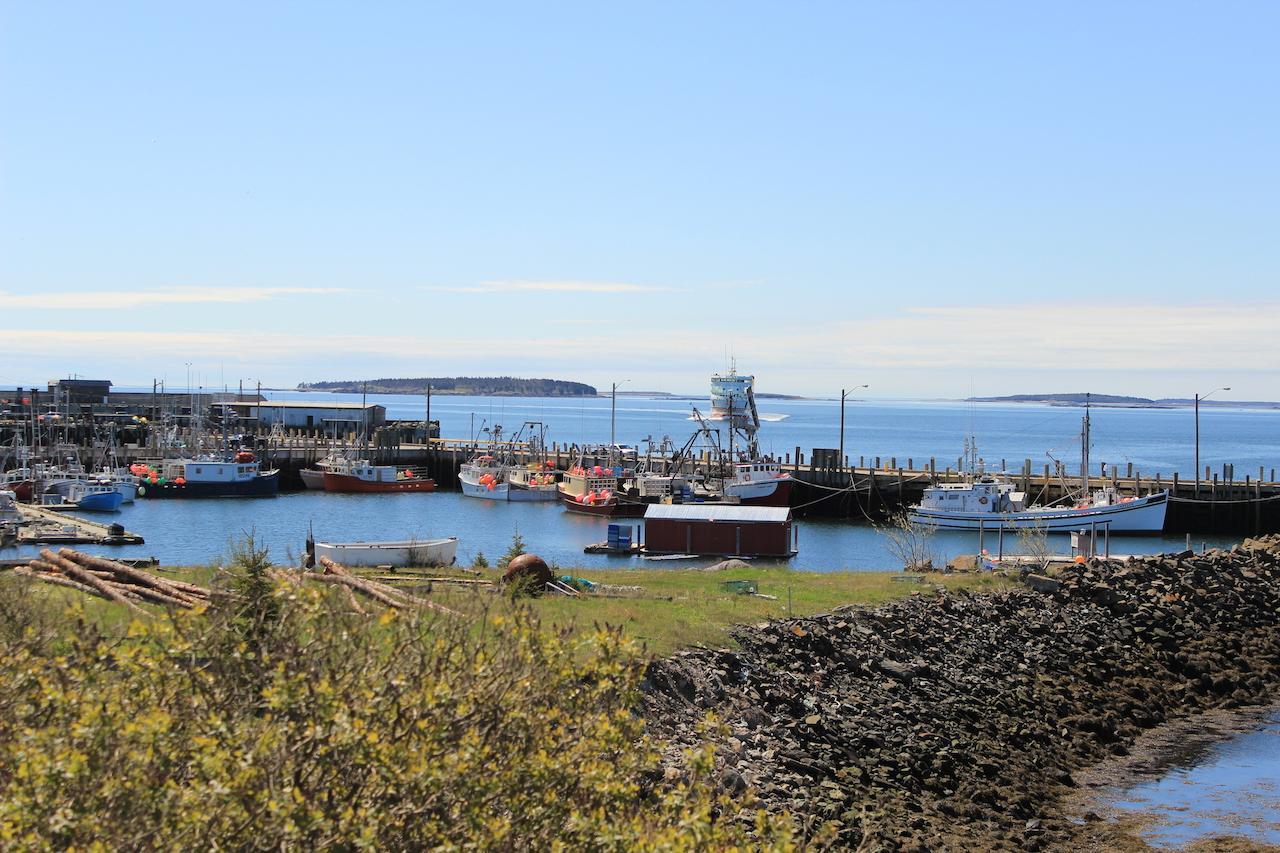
left=642, top=537, right=1280, bottom=850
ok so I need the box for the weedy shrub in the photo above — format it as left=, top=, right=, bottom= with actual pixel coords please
left=498, top=530, right=527, bottom=570
left=0, top=548, right=789, bottom=849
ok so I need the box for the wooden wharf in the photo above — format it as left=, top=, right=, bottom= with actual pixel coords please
left=12, top=428, right=1279, bottom=535
left=13, top=503, right=145, bottom=546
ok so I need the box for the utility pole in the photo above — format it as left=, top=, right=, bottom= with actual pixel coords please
left=840, top=384, right=869, bottom=474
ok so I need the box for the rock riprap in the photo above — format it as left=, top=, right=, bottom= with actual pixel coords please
left=642, top=542, right=1280, bottom=850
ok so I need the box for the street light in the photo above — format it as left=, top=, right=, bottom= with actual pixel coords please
left=1194, top=386, right=1230, bottom=496
left=840, top=384, right=869, bottom=473
left=610, top=380, right=630, bottom=451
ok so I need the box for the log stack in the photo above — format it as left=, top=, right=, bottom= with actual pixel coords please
left=13, top=549, right=210, bottom=611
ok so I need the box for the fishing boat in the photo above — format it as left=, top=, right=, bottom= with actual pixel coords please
left=322, top=458, right=436, bottom=493
left=506, top=463, right=560, bottom=500
left=0, top=489, right=20, bottom=522
left=459, top=454, right=509, bottom=499
left=2, top=468, right=35, bottom=502
left=299, top=454, right=343, bottom=490
left=313, top=537, right=458, bottom=568
left=135, top=451, right=281, bottom=498
left=460, top=422, right=560, bottom=502
left=909, top=477, right=1167, bottom=533
left=907, top=398, right=1168, bottom=534
left=720, top=459, right=793, bottom=506
left=558, top=463, right=647, bottom=517
left=40, top=482, right=125, bottom=512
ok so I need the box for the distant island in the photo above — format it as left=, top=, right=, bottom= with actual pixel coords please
left=967, top=393, right=1279, bottom=410
left=298, top=377, right=598, bottom=397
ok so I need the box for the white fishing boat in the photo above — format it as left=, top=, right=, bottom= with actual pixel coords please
left=313, top=537, right=458, bottom=568
left=460, top=422, right=559, bottom=502
left=908, top=398, right=1168, bottom=534
left=721, top=459, right=793, bottom=506
left=908, top=477, right=1168, bottom=533
left=459, top=454, right=509, bottom=499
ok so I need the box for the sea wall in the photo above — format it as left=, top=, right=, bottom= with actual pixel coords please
left=642, top=537, right=1280, bottom=850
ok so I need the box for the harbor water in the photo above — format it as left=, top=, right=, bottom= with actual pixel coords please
left=1, top=489, right=1235, bottom=570
left=3, top=394, right=1269, bottom=568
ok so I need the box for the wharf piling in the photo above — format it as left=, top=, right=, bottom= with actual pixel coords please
left=10, top=426, right=1279, bottom=536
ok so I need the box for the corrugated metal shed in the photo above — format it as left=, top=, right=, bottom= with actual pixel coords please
left=643, top=503, right=795, bottom=558
left=643, top=504, right=791, bottom=523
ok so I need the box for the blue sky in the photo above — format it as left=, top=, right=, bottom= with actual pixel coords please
left=2, top=2, right=1276, bottom=398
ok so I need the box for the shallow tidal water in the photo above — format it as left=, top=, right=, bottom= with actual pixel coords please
left=1091, top=705, right=1280, bottom=848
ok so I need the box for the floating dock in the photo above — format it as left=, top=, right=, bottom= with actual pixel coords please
left=12, top=504, right=144, bottom=546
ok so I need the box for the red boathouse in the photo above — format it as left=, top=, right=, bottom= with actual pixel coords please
left=642, top=504, right=796, bottom=558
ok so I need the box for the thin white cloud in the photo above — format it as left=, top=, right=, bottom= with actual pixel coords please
left=1, top=300, right=1275, bottom=388
left=424, top=280, right=674, bottom=294
left=1, top=286, right=349, bottom=310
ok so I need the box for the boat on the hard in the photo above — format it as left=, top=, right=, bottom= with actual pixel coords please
left=134, top=450, right=281, bottom=498
left=322, top=458, right=435, bottom=493
left=313, top=537, right=458, bottom=568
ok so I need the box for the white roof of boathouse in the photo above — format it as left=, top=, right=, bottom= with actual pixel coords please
left=643, top=505, right=792, bottom=523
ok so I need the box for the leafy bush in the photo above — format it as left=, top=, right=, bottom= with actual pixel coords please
left=0, top=564, right=787, bottom=848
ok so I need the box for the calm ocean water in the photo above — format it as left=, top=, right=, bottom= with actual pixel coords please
left=3, top=393, right=1262, bottom=569
left=283, top=390, right=1280, bottom=480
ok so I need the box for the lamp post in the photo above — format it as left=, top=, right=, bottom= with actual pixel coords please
left=1194, top=386, right=1230, bottom=496
left=839, top=385, right=869, bottom=472
left=610, top=380, right=629, bottom=451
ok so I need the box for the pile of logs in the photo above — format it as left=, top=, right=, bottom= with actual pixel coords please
left=271, top=557, right=462, bottom=617
left=15, top=548, right=210, bottom=612
left=12, top=550, right=463, bottom=619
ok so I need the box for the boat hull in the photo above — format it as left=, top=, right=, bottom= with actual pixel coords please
left=558, top=490, right=648, bottom=517
left=299, top=468, right=327, bottom=490
left=111, top=481, right=138, bottom=503
left=725, top=477, right=793, bottom=507
left=138, top=470, right=281, bottom=499
left=72, top=491, right=124, bottom=512
left=461, top=478, right=510, bottom=500
left=324, top=472, right=437, bottom=493
left=909, top=492, right=1168, bottom=534
left=315, top=538, right=458, bottom=568
left=507, top=484, right=559, bottom=502
left=4, top=480, right=33, bottom=502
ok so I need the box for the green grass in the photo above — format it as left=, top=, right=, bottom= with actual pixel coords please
left=11, top=561, right=1012, bottom=658
left=411, top=565, right=1011, bottom=656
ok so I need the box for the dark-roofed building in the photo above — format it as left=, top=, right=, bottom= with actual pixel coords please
left=48, top=378, right=112, bottom=406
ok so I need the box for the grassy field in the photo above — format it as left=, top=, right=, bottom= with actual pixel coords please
left=394, top=564, right=1010, bottom=656
left=14, top=560, right=1010, bottom=657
